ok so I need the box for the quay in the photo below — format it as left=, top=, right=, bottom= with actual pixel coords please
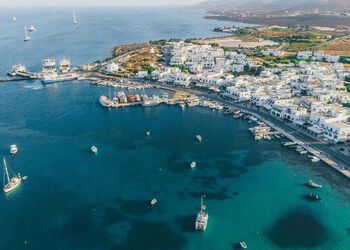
left=0, top=77, right=31, bottom=83
left=232, top=107, right=350, bottom=179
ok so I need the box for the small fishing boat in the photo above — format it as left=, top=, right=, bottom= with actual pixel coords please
left=146, top=131, right=151, bottom=136
left=190, top=161, right=197, bottom=169
left=307, top=180, right=322, bottom=189
left=307, top=193, right=321, bottom=201
left=10, top=145, right=18, bottom=156
left=90, top=146, right=98, bottom=154
left=195, top=195, right=208, bottom=231
left=2, top=157, right=22, bottom=193
left=240, top=241, right=248, bottom=249
left=151, top=198, right=157, bottom=206
left=196, top=135, right=202, bottom=142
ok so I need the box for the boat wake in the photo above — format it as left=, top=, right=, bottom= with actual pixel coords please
left=23, top=84, right=44, bottom=90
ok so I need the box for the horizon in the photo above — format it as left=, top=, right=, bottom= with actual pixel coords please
left=0, top=0, right=203, bottom=7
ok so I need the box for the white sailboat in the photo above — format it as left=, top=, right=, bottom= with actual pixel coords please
left=13, top=16, right=16, bottom=21
left=73, top=10, right=78, bottom=25
left=24, top=26, right=31, bottom=42
left=3, top=157, right=21, bottom=193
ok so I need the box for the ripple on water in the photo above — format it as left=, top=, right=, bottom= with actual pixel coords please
left=267, top=208, right=329, bottom=248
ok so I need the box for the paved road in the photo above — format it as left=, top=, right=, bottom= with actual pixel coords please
left=220, top=99, right=350, bottom=170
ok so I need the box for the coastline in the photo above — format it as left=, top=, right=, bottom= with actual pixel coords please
left=150, top=83, right=350, bottom=179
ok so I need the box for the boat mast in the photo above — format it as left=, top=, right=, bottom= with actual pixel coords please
left=3, top=158, right=10, bottom=185
left=200, top=195, right=203, bottom=213
left=24, top=26, right=28, bottom=39
left=73, top=10, right=77, bottom=25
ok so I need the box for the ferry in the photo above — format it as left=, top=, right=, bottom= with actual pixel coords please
left=10, top=145, right=18, bottom=156
left=41, top=72, right=79, bottom=84
left=42, top=59, right=57, bottom=73
left=8, top=64, right=27, bottom=76
left=307, top=180, right=322, bottom=189
left=2, top=157, right=22, bottom=193
left=59, top=58, right=71, bottom=73
left=195, top=195, right=208, bottom=231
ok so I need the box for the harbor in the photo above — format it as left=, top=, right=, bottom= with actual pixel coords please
left=2, top=7, right=350, bottom=250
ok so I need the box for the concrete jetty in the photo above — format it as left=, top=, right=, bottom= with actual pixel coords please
left=239, top=109, right=350, bottom=179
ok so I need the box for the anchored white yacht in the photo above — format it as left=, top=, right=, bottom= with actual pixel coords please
left=195, top=195, right=208, bottom=231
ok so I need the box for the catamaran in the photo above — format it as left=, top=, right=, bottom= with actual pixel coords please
left=73, top=10, right=78, bottom=25
left=195, top=195, right=208, bottom=231
left=3, top=157, right=21, bottom=193
left=24, top=26, right=31, bottom=42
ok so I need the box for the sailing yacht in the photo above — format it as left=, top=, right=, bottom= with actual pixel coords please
left=73, top=10, right=78, bottom=25
left=195, top=195, right=208, bottom=231
left=24, top=26, right=31, bottom=42
left=2, top=157, right=21, bottom=193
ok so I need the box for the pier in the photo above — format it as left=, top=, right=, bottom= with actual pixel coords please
left=232, top=107, right=350, bottom=179
left=0, top=77, right=29, bottom=83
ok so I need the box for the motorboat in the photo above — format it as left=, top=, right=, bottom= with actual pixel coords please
left=90, top=146, right=98, bottom=154
left=307, top=193, right=321, bottom=201
left=307, top=180, right=322, bottom=189
left=10, top=145, right=18, bottom=156
left=240, top=241, right=248, bottom=249
left=151, top=198, right=157, bottom=206
left=190, top=161, right=197, bottom=169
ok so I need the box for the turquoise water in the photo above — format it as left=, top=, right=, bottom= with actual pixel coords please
left=0, top=7, right=350, bottom=250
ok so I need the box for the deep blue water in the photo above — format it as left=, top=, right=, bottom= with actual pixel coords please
left=0, top=7, right=350, bottom=250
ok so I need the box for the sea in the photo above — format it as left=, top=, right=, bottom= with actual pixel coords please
left=0, top=7, right=350, bottom=250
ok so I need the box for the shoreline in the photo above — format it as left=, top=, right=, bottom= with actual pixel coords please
left=150, top=83, right=350, bottom=179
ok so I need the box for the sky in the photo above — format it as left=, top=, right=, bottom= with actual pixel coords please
left=1, top=0, right=204, bottom=7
